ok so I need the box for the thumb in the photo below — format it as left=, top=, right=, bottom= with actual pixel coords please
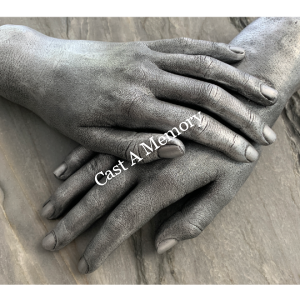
left=53, top=145, right=95, bottom=180
left=76, top=127, right=185, bottom=164
left=155, top=181, right=234, bottom=254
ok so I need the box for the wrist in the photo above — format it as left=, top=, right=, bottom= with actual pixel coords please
left=0, top=24, right=52, bottom=114
left=231, top=18, right=300, bottom=127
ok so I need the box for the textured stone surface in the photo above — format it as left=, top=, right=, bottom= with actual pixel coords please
left=230, top=17, right=258, bottom=32
left=0, top=17, right=300, bottom=284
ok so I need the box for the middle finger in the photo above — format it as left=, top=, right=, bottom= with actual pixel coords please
left=152, top=52, right=278, bottom=105
left=148, top=69, right=276, bottom=145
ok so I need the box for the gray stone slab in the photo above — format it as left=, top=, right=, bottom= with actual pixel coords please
left=0, top=17, right=299, bottom=284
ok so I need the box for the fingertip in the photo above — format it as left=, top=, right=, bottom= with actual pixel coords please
left=158, top=145, right=185, bottom=159
left=229, top=46, right=245, bottom=56
left=42, top=232, right=56, bottom=251
left=211, top=44, right=245, bottom=63
left=78, top=256, right=89, bottom=274
left=157, top=238, right=178, bottom=254
left=260, top=84, right=278, bottom=103
left=53, top=163, right=67, bottom=179
left=263, top=125, right=277, bottom=144
left=41, top=202, right=55, bottom=219
left=245, top=145, right=259, bottom=163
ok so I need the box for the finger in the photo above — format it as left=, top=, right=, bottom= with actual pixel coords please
left=127, top=97, right=260, bottom=163
left=152, top=53, right=278, bottom=106
left=41, top=160, right=138, bottom=252
left=41, top=154, right=117, bottom=219
left=155, top=179, right=236, bottom=254
left=76, top=128, right=185, bottom=163
left=148, top=70, right=277, bottom=145
left=77, top=160, right=217, bottom=274
left=53, top=145, right=95, bottom=180
left=145, top=37, right=245, bottom=63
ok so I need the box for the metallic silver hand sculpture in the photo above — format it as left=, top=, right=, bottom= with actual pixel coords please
left=0, top=24, right=277, bottom=169
left=40, top=18, right=300, bottom=273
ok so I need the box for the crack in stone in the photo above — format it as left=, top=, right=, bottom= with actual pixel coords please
left=131, top=230, right=148, bottom=284
left=230, top=17, right=256, bottom=32
left=66, top=17, right=70, bottom=39
left=0, top=186, right=4, bottom=206
left=282, top=91, right=300, bottom=176
left=165, top=249, right=180, bottom=284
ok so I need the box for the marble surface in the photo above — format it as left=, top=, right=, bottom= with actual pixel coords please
left=0, top=17, right=300, bottom=284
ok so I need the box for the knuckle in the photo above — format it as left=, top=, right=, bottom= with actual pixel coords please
left=210, top=41, right=218, bottom=51
left=245, top=109, right=256, bottom=128
left=134, top=136, right=153, bottom=161
left=154, top=172, right=186, bottom=200
left=199, top=82, right=225, bottom=110
left=118, top=92, right=145, bottom=121
left=192, top=55, right=203, bottom=72
left=124, top=138, right=138, bottom=161
left=190, top=80, right=204, bottom=99
left=197, top=55, right=216, bottom=78
left=115, top=132, right=145, bottom=162
left=85, top=188, right=104, bottom=211
left=190, top=113, right=210, bottom=136
left=228, top=133, right=247, bottom=153
left=205, top=83, right=220, bottom=100
left=66, top=151, right=81, bottom=165
left=86, top=158, right=102, bottom=174
left=186, top=223, right=202, bottom=239
left=228, top=133, right=239, bottom=150
left=199, top=55, right=213, bottom=67
left=240, top=108, right=261, bottom=133
left=241, top=71, right=251, bottom=87
left=122, top=63, right=145, bottom=81
left=133, top=41, right=147, bottom=48
left=176, top=37, right=192, bottom=47
left=182, top=217, right=203, bottom=238
left=106, top=214, right=128, bottom=233
left=198, top=116, right=210, bottom=135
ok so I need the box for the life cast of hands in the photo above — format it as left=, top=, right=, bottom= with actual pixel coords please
left=0, top=24, right=277, bottom=169
left=42, top=18, right=300, bottom=274
left=2, top=18, right=299, bottom=274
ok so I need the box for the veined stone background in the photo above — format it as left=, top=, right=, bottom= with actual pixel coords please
left=0, top=17, right=300, bottom=284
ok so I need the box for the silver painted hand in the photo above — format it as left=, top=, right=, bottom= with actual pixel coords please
left=41, top=18, right=300, bottom=274
left=0, top=24, right=277, bottom=174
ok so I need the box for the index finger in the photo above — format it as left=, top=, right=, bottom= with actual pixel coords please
left=145, top=37, right=245, bottom=63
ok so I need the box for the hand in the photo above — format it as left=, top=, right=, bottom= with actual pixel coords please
left=0, top=25, right=277, bottom=170
left=41, top=18, right=300, bottom=273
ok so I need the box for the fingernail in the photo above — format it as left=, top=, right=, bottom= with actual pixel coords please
left=263, top=125, right=277, bottom=144
left=229, top=46, right=245, bottom=55
left=158, top=145, right=184, bottom=159
left=245, top=146, right=259, bottom=162
left=42, top=232, right=56, bottom=251
left=157, top=239, right=178, bottom=254
left=260, top=84, right=278, bottom=101
left=41, top=202, right=55, bottom=219
left=53, top=163, right=67, bottom=178
left=78, top=257, right=89, bottom=274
